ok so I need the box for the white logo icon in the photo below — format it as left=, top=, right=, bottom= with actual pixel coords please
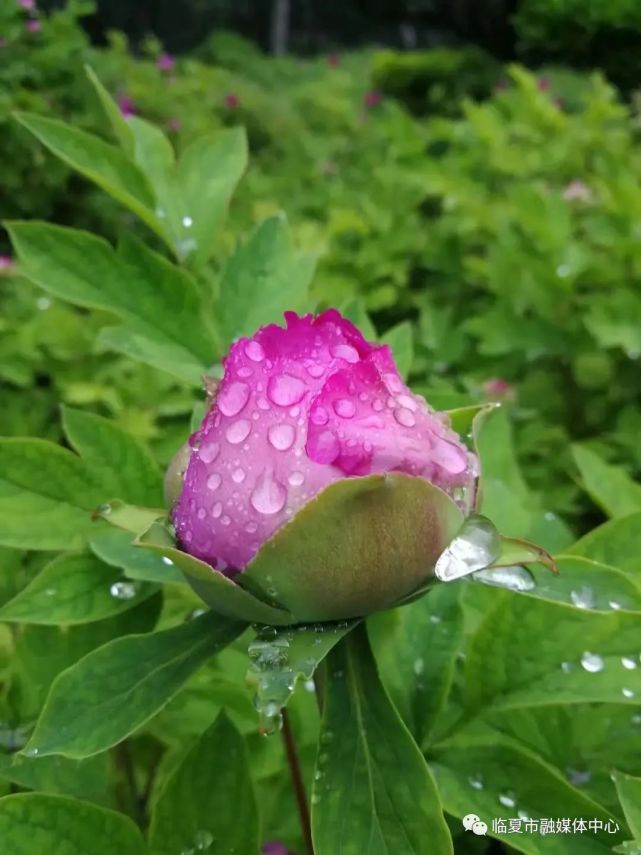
left=462, top=814, right=488, bottom=835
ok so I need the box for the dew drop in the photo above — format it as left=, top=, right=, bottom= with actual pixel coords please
left=220, top=515, right=231, bottom=526
left=609, top=600, right=622, bottom=610
left=430, top=614, right=442, bottom=624
left=110, top=581, right=138, bottom=600
left=397, top=394, right=418, bottom=411
left=237, top=366, right=253, bottom=378
left=288, top=471, right=305, bottom=487
left=468, top=774, right=484, bottom=790
left=622, top=656, right=637, bottom=670
left=331, top=343, right=359, bottom=363
left=197, top=507, right=206, bottom=520
left=245, top=521, right=258, bottom=533
left=206, top=472, right=222, bottom=491
left=182, top=215, right=193, bottom=227
left=226, top=419, right=251, bottom=445
left=162, top=556, right=174, bottom=566
left=250, top=470, right=287, bottom=515
left=311, top=406, right=329, bottom=426
left=306, top=429, right=340, bottom=464
left=394, top=406, right=416, bottom=427
left=561, top=661, right=573, bottom=673
left=307, top=362, right=326, bottom=378
left=623, top=687, right=636, bottom=698
left=245, top=341, right=265, bottom=362
left=372, top=399, right=384, bottom=412
left=333, top=398, right=356, bottom=418
left=413, top=657, right=425, bottom=676
left=570, top=586, right=595, bottom=609
left=218, top=382, right=250, bottom=417
left=267, top=374, right=307, bottom=407
left=580, top=651, right=604, bottom=673
left=257, top=397, right=270, bottom=410
left=566, top=768, right=591, bottom=787
left=499, top=791, right=517, bottom=808
left=435, top=515, right=501, bottom=582
left=232, top=468, right=246, bottom=484
left=212, top=502, right=223, bottom=519
left=268, top=423, right=296, bottom=451
left=193, top=829, right=214, bottom=851
left=198, top=441, right=220, bottom=463
left=473, top=565, right=536, bottom=592
left=383, top=373, right=403, bottom=393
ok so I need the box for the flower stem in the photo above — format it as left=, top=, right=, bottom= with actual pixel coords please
left=281, top=708, right=314, bottom=855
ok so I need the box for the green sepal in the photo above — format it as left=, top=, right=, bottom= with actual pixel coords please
left=95, top=500, right=165, bottom=534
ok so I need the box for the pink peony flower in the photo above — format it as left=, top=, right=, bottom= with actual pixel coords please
left=25, top=18, right=40, bottom=32
left=363, top=89, right=382, bottom=109
left=563, top=179, right=592, bottom=203
left=117, top=94, right=136, bottom=118
left=18, top=0, right=36, bottom=9
left=537, top=76, right=551, bottom=92
left=172, top=310, right=475, bottom=574
left=0, top=256, right=15, bottom=272
left=157, top=52, right=175, bottom=72
left=482, top=378, right=514, bottom=400
left=224, top=93, right=239, bottom=109
left=262, top=844, right=294, bottom=855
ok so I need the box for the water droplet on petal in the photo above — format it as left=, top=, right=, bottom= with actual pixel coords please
left=333, top=399, right=356, bottom=418
left=267, top=374, right=307, bottom=407
left=237, top=366, right=253, bottom=378
left=110, top=581, right=138, bottom=600
left=218, top=382, right=250, bottom=416
left=232, top=468, right=246, bottom=483
left=383, top=372, right=403, bottom=393
left=397, top=394, right=418, bottom=411
left=250, top=470, right=287, bottom=515
left=257, top=397, right=270, bottom=410
left=307, top=363, right=325, bottom=378
left=394, top=406, right=416, bottom=427
left=220, top=515, right=231, bottom=526
left=580, top=651, right=604, bottom=673
left=435, top=515, right=501, bottom=581
left=268, top=423, right=296, bottom=451
left=212, top=502, right=223, bottom=519
left=197, top=507, right=206, bottom=520
left=311, top=406, right=329, bottom=426
left=245, top=341, right=265, bottom=362
left=206, top=472, right=222, bottom=491
left=288, top=471, right=305, bottom=486
left=245, top=521, right=258, bottom=533
left=331, top=344, right=359, bottom=363
left=226, top=419, right=251, bottom=445
left=199, top=442, right=220, bottom=464
left=372, top=399, right=384, bottom=412
left=306, top=429, right=340, bottom=464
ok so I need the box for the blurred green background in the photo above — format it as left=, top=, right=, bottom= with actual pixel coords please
left=2, top=0, right=641, bottom=537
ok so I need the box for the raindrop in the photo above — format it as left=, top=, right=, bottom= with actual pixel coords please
left=383, top=373, right=403, bottom=393
left=110, top=581, right=138, bottom=600
left=162, top=556, right=174, bottom=566
left=499, top=791, right=517, bottom=808
left=311, top=406, right=329, bottom=426
left=413, top=657, right=425, bottom=676
left=36, top=296, right=51, bottom=311
left=570, top=586, right=595, bottom=609
left=468, top=774, right=484, bottom=790
left=193, top=830, right=213, bottom=851
left=212, top=502, right=223, bottom=519
left=580, top=652, right=604, bottom=673
left=288, top=471, right=305, bottom=487
left=561, top=661, right=573, bottom=673
left=245, top=341, right=265, bottom=362
left=557, top=264, right=571, bottom=278
left=331, top=344, right=359, bottom=363
left=220, top=515, right=231, bottom=526
left=197, top=507, right=206, bottom=520
left=397, top=394, right=418, bottom=411
left=429, top=614, right=442, bottom=624
left=245, top=521, right=258, bottom=533
left=566, top=768, right=591, bottom=787
left=206, top=472, right=222, bottom=491
left=333, top=399, right=356, bottom=418
left=622, top=687, right=635, bottom=698
left=622, top=656, right=637, bottom=670
left=237, top=366, right=253, bottom=378
left=268, top=423, right=296, bottom=451
left=394, top=407, right=416, bottom=427
left=199, top=442, right=220, bottom=464
left=98, top=503, right=112, bottom=516
left=307, top=363, right=325, bottom=379
left=176, top=237, right=197, bottom=257
left=372, top=399, right=384, bottom=412
left=473, top=565, right=536, bottom=592
left=267, top=374, right=307, bottom=407
left=226, top=419, right=251, bottom=444
left=609, top=600, right=622, bottom=610
left=434, top=515, right=501, bottom=582
left=232, top=468, right=246, bottom=484
left=257, top=397, right=270, bottom=411
left=218, top=382, right=250, bottom=417
left=250, top=470, right=287, bottom=515
left=517, top=810, right=529, bottom=822
left=182, top=215, right=193, bottom=228
left=155, top=206, right=166, bottom=218
left=304, top=679, right=315, bottom=692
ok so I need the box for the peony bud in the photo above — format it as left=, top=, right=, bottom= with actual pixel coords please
left=170, top=311, right=476, bottom=621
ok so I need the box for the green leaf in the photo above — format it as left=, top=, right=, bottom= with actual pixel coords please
left=217, top=215, right=316, bottom=346
left=613, top=772, right=641, bottom=842
left=572, top=445, right=641, bottom=519
left=148, top=713, right=259, bottom=855
left=370, top=584, right=464, bottom=747
left=0, top=438, right=103, bottom=550
left=0, top=793, right=147, bottom=855
left=89, top=528, right=185, bottom=584
left=7, top=223, right=216, bottom=380
left=85, top=65, right=134, bottom=156
left=432, top=738, right=622, bottom=853
left=136, top=520, right=291, bottom=625
left=380, top=320, right=413, bottom=379
left=14, top=112, right=162, bottom=240
left=241, top=473, right=463, bottom=623
left=312, top=623, right=452, bottom=855
left=62, top=406, right=163, bottom=507
left=97, top=501, right=165, bottom=536
left=0, top=753, right=110, bottom=806
left=0, top=552, right=156, bottom=625
left=24, top=611, right=244, bottom=758
left=569, top=512, right=641, bottom=574
left=246, top=622, right=356, bottom=732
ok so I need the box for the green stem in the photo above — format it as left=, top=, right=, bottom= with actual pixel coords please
left=281, top=708, right=314, bottom=855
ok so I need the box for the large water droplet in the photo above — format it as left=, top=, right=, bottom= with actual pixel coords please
left=580, top=651, right=604, bottom=673
left=110, top=581, right=138, bottom=600
left=394, top=407, right=416, bottom=427
left=383, top=372, right=403, bottom=393
left=226, top=419, right=251, bottom=444
left=182, top=215, right=193, bottom=228
left=307, top=362, right=326, bottom=378
left=218, top=382, right=250, bottom=417
left=333, top=399, right=356, bottom=418
left=288, top=470, right=305, bottom=487
left=206, top=472, right=222, bottom=491
left=434, top=515, right=501, bottom=582
left=267, top=374, right=307, bottom=407
left=331, top=344, right=359, bottom=363
left=622, top=687, right=636, bottom=698
left=622, top=656, right=637, bottom=670
left=473, top=565, right=536, bottom=592
left=250, top=470, right=287, bottom=515
left=306, top=429, right=340, bottom=464
left=245, top=341, right=265, bottom=362
left=268, top=423, right=296, bottom=451
left=199, top=442, right=220, bottom=464
left=570, top=586, right=595, bottom=609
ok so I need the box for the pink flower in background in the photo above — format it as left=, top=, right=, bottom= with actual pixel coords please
left=0, top=256, right=15, bottom=272
left=157, top=52, right=175, bottom=72
left=224, top=92, right=239, bottom=109
left=563, top=179, right=592, bottom=203
left=25, top=18, right=41, bottom=32
left=117, top=94, right=136, bottom=118
left=172, top=310, right=475, bottom=574
left=363, top=89, right=383, bottom=109
left=327, top=53, right=340, bottom=68
left=166, top=117, right=181, bottom=133
left=482, top=378, right=515, bottom=400
left=18, top=0, right=36, bottom=9
left=262, top=843, right=295, bottom=855
left=537, top=76, right=551, bottom=92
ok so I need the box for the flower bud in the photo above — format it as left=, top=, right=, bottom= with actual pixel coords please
left=170, top=310, right=476, bottom=622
